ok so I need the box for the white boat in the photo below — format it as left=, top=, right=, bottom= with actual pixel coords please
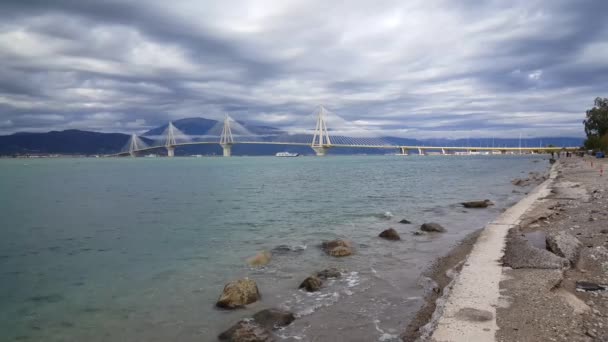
left=275, top=152, right=300, bottom=157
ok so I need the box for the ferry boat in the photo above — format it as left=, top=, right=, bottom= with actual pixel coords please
left=275, top=152, right=300, bottom=157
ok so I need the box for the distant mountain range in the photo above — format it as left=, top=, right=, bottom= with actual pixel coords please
left=0, top=117, right=585, bottom=156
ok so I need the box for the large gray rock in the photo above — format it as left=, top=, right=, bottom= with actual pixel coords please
left=321, top=239, right=354, bottom=257
left=316, top=268, right=342, bottom=279
left=299, top=276, right=322, bottom=292
left=546, top=231, right=582, bottom=265
left=218, top=320, right=273, bottom=342
left=379, top=228, right=401, bottom=240
left=216, top=278, right=261, bottom=309
left=420, top=222, right=446, bottom=233
left=503, top=233, right=569, bottom=269
left=252, top=308, right=295, bottom=330
left=461, top=200, right=494, bottom=208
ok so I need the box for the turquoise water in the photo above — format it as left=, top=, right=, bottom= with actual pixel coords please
left=0, top=156, right=548, bottom=341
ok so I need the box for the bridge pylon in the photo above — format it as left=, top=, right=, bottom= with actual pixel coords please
left=165, top=122, right=178, bottom=157
left=220, top=115, right=234, bottom=157
left=128, top=134, right=139, bottom=157
left=125, top=133, right=149, bottom=157
left=311, top=105, right=332, bottom=156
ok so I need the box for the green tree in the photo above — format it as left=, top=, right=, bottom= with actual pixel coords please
left=583, top=97, right=608, bottom=151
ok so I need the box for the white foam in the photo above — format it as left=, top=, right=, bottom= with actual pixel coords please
left=379, top=333, right=399, bottom=341
left=374, top=319, right=399, bottom=341
left=345, top=271, right=360, bottom=287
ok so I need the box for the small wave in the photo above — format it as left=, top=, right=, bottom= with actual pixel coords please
left=374, top=319, right=400, bottom=341
left=369, top=211, right=394, bottom=219
left=272, top=244, right=307, bottom=254
left=345, top=271, right=360, bottom=288
left=418, top=276, right=439, bottom=296
left=283, top=272, right=363, bottom=319
left=293, top=291, right=341, bottom=317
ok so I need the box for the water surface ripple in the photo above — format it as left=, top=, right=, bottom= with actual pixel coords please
left=0, top=155, right=548, bottom=341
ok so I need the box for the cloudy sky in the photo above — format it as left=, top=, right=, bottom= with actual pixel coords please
left=0, top=0, right=606, bottom=138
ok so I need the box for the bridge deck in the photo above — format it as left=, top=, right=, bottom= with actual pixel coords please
left=111, top=140, right=577, bottom=157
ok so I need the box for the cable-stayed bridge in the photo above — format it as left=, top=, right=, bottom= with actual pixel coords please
left=114, top=106, right=576, bottom=157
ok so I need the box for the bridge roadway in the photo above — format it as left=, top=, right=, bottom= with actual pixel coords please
left=111, top=141, right=578, bottom=157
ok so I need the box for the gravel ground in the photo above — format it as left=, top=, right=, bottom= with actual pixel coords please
left=497, top=156, right=608, bottom=342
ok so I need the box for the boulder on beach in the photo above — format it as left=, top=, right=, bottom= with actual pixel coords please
left=252, top=308, right=295, bottom=330
left=502, top=234, right=569, bottom=269
left=216, top=278, right=261, bottom=309
left=218, top=320, right=273, bottom=342
left=399, top=219, right=412, bottom=224
left=328, top=246, right=352, bottom=257
left=461, top=200, right=494, bottom=208
left=316, top=268, right=342, bottom=279
left=379, top=228, right=401, bottom=240
left=546, top=231, right=582, bottom=265
left=247, top=250, right=272, bottom=267
left=299, top=276, right=322, bottom=292
left=321, top=239, right=353, bottom=257
left=420, top=222, right=446, bottom=233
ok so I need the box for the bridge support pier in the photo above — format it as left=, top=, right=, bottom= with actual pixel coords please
left=129, top=151, right=136, bottom=157
left=221, top=143, right=232, bottom=157
left=167, top=146, right=175, bottom=157
left=441, top=148, right=446, bottom=155
left=418, top=148, right=425, bottom=156
left=311, top=146, right=329, bottom=156
left=399, top=147, right=408, bottom=155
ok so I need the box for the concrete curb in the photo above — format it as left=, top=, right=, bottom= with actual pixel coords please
left=430, top=166, right=557, bottom=341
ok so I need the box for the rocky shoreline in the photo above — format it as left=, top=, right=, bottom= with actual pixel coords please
left=211, top=159, right=559, bottom=342
left=497, top=157, right=608, bottom=342
left=413, top=156, right=608, bottom=342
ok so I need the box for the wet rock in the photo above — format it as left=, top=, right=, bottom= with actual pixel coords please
left=420, top=222, right=446, bottom=233
left=328, top=246, right=352, bottom=257
left=601, top=229, right=608, bottom=234
left=546, top=231, right=582, bottom=265
left=216, top=278, right=261, bottom=309
left=412, top=231, right=425, bottom=236
left=379, top=228, right=401, bottom=241
left=271, top=245, right=306, bottom=255
left=321, top=239, right=353, bottom=257
left=218, top=320, right=273, bottom=342
left=576, top=281, right=607, bottom=292
left=247, top=251, right=272, bottom=267
left=299, top=276, right=322, bottom=292
left=316, top=268, right=342, bottom=279
left=502, top=233, right=569, bottom=269
left=321, top=239, right=351, bottom=252
left=252, top=308, right=295, bottom=330
left=461, top=200, right=494, bottom=208
left=399, top=219, right=412, bottom=224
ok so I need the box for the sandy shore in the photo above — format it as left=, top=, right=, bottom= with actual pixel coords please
left=408, top=156, right=608, bottom=342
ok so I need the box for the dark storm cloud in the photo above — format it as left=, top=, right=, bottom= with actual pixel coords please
left=0, top=0, right=606, bottom=137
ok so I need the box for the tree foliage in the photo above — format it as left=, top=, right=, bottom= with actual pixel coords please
left=583, top=97, right=608, bottom=151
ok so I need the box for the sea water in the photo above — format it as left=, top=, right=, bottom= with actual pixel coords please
left=0, top=155, right=549, bottom=341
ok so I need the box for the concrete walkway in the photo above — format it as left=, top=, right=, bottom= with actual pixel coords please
left=431, top=167, right=556, bottom=342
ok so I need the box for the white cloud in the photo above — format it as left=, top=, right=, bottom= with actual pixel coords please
left=0, top=0, right=605, bottom=137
